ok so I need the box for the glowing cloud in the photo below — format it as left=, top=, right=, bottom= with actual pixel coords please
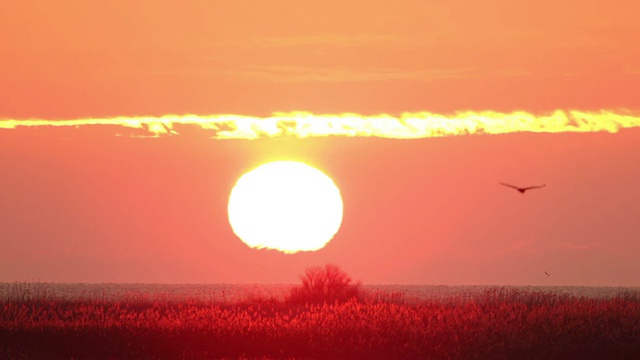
left=1, top=110, right=639, bottom=139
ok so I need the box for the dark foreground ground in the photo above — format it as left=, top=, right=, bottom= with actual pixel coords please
left=2, top=288, right=640, bottom=359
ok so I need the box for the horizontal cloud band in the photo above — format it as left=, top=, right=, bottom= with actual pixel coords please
left=1, top=110, right=639, bottom=139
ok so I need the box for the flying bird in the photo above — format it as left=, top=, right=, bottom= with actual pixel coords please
left=499, top=182, right=546, bottom=194
left=544, top=271, right=551, bottom=277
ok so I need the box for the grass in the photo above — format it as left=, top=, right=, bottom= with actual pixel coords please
left=1, top=285, right=639, bottom=359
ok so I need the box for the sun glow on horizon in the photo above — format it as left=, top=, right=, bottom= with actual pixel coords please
left=228, top=161, right=343, bottom=254
left=1, top=109, right=640, bottom=139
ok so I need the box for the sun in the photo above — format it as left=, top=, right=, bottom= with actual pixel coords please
left=228, top=161, right=343, bottom=253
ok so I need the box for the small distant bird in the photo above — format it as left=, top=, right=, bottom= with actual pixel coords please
left=499, top=182, right=546, bottom=194
left=544, top=271, right=551, bottom=277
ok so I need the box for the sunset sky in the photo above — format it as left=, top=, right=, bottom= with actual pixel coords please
left=1, top=0, right=639, bottom=286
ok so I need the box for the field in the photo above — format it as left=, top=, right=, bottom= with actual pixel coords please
left=1, top=284, right=640, bottom=359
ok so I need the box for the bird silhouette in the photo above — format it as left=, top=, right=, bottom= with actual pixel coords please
left=499, top=182, right=546, bottom=194
left=544, top=271, right=551, bottom=277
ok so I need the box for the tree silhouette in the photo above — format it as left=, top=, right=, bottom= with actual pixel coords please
left=287, top=264, right=362, bottom=304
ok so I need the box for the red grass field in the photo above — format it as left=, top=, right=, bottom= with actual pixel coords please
left=1, top=286, right=639, bottom=359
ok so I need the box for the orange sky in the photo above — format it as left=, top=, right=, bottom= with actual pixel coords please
left=1, top=0, right=639, bottom=285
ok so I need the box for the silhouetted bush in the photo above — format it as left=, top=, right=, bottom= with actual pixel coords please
left=287, top=264, right=362, bottom=304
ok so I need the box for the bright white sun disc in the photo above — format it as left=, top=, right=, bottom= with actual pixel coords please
left=228, top=161, right=343, bottom=253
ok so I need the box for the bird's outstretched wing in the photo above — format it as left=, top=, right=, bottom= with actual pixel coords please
left=523, top=184, right=546, bottom=191
left=499, top=182, right=521, bottom=190
left=499, top=182, right=546, bottom=193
